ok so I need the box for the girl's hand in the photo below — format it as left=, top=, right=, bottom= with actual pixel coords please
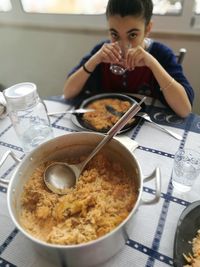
left=126, top=46, right=154, bottom=70
left=94, top=42, right=122, bottom=65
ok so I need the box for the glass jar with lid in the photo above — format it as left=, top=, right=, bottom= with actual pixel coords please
left=3, top=82, right=53, bottom=153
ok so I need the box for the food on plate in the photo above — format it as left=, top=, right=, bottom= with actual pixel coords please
left=82, top=98, right=133, bottom=131
left=183, top=229, right=200, bottom=267
left=20, top=153, right=138, bottom=245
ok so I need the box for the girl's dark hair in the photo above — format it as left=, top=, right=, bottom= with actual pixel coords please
left=106, top=0, right=153, bottom=25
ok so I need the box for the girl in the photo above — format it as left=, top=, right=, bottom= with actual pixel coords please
left=63, top=0, right=194, bottom=118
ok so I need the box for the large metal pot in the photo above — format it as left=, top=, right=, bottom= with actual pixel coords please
left=0, top=132, right=161, bottom=267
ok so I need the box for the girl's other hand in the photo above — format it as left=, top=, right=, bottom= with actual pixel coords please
left=126, top=46, right=154, bottom=70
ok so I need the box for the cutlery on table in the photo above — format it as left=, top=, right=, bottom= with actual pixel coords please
left=105, top=105, right=182, bottom=141
left=48, top=108, right=95, bottom=116
left=136, top=112, right=182, bottom=141
left=106, top=105, right=124, bottom=117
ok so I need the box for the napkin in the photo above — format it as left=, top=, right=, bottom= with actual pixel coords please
left=114, top=136, right=138, bottom=152
left=0, top=92, right=7, bottom=119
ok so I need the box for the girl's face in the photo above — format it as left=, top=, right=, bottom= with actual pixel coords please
left=107, top=15, right=152, bottom=48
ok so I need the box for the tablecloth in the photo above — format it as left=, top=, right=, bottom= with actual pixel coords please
left=0, top=96, right=200, bottom=267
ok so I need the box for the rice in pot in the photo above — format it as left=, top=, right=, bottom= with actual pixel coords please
left=20, top=153, right=138, bottom=245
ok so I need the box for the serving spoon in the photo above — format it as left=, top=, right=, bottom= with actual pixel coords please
left=44, top=97, right=146, bottom=195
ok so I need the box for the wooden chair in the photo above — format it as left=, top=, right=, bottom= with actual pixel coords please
left=176, top=48, right=187, bottom=64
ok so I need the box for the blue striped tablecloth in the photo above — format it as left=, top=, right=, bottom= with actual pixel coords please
left=0, top=96, right=200, bottom=267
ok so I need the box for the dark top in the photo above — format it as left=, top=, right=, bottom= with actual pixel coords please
left=67, top=39, right=194, bottom=107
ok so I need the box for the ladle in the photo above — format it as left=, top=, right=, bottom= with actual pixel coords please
left=44, top=97, right=146, bottom=194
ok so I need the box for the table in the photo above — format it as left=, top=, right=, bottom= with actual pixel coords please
left=0, top=95, right=200, bottom=267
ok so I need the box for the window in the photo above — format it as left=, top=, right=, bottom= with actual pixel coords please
left=20, top=0, right=108, bottom=14
left=18, top=0, right=184, bottom=15
left=194, top=0, right=200, bottom=14
left=192, top=0, right=200, bottom=29
left=0, top=0, right=12, bottom=12
left=0, top=0, right=200, bottom=35
left=152, top=0, right=183, bottom=15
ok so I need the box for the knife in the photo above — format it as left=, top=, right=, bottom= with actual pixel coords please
left=48, top=108, right=95, bottom=116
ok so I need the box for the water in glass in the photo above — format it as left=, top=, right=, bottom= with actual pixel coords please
left=172, top=148, right=200, bottom=192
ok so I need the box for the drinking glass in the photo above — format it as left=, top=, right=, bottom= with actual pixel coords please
left=110, top=42, right=131, bottom=75
left=172, top=148, right=200, bottom=192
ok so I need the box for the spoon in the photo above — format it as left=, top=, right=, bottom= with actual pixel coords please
left=44, top=97, right=146, bottom=194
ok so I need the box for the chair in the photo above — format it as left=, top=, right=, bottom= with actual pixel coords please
left=176, top=48, right=187, bottom=64
left=0, top=84, right=5, bottom=92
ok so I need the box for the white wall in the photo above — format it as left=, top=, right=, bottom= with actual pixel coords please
left=0, top=25, right=199, bottom=114
left=0, top=26, right=103, bottom=96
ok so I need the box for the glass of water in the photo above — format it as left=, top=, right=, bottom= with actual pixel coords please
left=110, top=42, right=131, bottom=75
left=172, top=148, right=200, bottom=192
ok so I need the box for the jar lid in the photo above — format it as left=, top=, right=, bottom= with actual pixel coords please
left=4, top=82, right=38, bottom=110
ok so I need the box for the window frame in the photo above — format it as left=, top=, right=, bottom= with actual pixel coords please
left=0, top=0, right=199, bottom=36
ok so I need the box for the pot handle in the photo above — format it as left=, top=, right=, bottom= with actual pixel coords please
left=0, top=150, right=21, bottom=186
left=140, top=167, right=161, bottom=205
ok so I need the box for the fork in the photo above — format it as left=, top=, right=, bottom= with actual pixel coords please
left=106, top=105, right=182, bottom=141
left=137, top=112, right=182, bottom=141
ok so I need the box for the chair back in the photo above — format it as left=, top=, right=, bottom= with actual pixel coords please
left=176, top=48, right=187, bottom=64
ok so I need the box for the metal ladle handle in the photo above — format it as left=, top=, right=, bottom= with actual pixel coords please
left=80, top=97, right=146, bottom=172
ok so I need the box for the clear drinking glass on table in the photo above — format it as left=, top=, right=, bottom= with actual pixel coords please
left=110, top=42, right=131, bottom=75
left=172, top=148, right=200, bottom=192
